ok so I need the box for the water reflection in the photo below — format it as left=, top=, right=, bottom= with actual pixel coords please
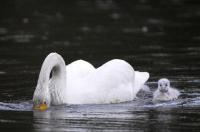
left=31, top=98, right=200, bottom=131
left=0, top=93, right=200, bottom=131
left=0, top=0, right=200, bottom=131
left=32, top=104, right=164, bottom=131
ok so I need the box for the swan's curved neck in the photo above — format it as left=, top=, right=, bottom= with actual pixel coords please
left=37, top=53, right=66, bottom=104
left=38, top=53, right=66, bottom=84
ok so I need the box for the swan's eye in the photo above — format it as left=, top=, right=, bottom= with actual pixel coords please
left=44, top=101, right=47, bottom=105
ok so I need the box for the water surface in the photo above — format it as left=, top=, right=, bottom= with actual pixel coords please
left=0, top=0, right=200, bottom=131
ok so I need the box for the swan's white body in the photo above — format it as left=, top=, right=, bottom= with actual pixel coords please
left=33, top=53, right=149, bottom=106
left=153, top=78, right=180, bottom=102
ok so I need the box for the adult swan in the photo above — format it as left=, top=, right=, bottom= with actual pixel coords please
left=33, top=53, right=149, bottom=110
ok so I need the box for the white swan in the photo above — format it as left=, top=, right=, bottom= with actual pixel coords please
left=153, top=78, right=180, bottom=102
left=33, top=53, right=149, bottom=110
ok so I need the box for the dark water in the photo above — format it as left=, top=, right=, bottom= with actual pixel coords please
left=0, top=0, right=200, bottom=131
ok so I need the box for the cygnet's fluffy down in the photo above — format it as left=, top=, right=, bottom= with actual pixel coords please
left=153, top=78, right=180, bottom=102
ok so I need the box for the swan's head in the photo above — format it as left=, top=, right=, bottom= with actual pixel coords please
left=158, top=78, right=170, bottom=93
left=33, top=53, right=66, bottom=110
left=33, top=83, right=51, bottom=111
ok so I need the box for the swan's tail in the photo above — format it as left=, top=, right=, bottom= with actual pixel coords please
left=133, top=71, right=150, bottom=96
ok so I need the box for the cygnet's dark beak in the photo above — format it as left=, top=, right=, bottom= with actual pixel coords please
left=160, top=87, right=168, bottom=93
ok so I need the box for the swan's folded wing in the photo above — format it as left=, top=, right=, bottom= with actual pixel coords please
left=77, top=59, right=135, bottom=103
left=66, top=60, right=95, bottom=80
left=134, top=71, right=150, bottom=95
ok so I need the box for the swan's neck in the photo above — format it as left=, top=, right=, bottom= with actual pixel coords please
left=37, top=53, right=66, bottom=104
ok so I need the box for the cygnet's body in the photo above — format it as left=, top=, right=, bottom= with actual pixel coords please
left=153, top=78, right=180, bottom=102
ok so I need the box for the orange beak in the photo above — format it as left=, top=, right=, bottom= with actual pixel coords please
left=33, top=102, right=48, bottom=111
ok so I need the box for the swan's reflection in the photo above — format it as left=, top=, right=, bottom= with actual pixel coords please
left=33, top=104, right=150, bottom=131
left=32, top=97, right=200, bottom=131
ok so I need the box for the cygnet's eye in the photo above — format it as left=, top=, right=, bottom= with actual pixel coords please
left=165, top=84, right=168, bottom=87
left=159, top=84, right=162, bottom=87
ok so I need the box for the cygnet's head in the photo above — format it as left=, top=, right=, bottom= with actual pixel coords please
left=158, top=78, right=170, bottom=93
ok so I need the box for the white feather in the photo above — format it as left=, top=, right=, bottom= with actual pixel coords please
left=33, top=53, right=149, bottom=105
